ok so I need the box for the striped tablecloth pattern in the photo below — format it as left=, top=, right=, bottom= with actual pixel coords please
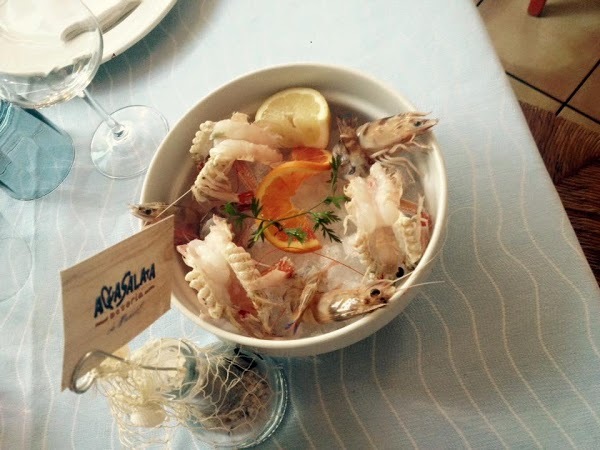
left=1, top=1, right=599, bottom=448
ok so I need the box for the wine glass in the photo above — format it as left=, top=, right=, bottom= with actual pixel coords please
left=0, top=0, right=168, bottom=179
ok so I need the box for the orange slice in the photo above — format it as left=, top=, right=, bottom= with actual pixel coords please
left=290, top=147, right=332, bottom=168
left=256, top=160, right=330, bottom=253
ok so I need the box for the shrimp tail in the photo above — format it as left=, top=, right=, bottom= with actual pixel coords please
left=287, top=263, right=333, bottom=332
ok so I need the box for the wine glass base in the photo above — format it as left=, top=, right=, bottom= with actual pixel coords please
left=90, top=105, right=168, bottom=179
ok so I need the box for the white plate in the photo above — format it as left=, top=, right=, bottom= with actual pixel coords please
left=95, top=0, right=177, bottom=63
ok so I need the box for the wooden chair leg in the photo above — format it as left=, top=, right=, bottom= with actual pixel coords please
left=528, top=0, right=548, bottom=16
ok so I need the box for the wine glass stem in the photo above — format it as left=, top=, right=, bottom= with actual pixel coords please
left=81, top=89, right=127, bottom=139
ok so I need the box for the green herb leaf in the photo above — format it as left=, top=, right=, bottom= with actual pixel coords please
left=284, top=227, right=308, bottom=245
left=310, top=210, right=341, bottom=225
left=248, top=221, right=269, bottom=247
left=316, top=223, right=342, bottom=243
left=309, top=210, right=342, bottom=243
left=323, top=195, right=350, bottom=209
left=328, top=154, right=343, bottom=191
left=251, top=197, right=262, bottom=217
left=224, top=202, right=239, bottom=217
left=223, top=201, right=247, bottom=228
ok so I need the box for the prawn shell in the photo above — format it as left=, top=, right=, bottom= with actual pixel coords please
left=313, top=280, right=396, bottom=323
left=356, top=112, right=438, bottom=151
left=317, top=295, right=387, bottom=322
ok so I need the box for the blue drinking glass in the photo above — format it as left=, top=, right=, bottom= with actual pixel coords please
left=0, top=100, right=74, bottom=200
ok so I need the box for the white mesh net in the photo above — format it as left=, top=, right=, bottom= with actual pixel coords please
left=89, top=340, right=283, bottom=448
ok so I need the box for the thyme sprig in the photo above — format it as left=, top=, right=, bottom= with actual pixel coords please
left=224, top=156, right=349, bottom=248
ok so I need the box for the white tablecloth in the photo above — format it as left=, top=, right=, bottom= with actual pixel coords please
left=2, top=0, right=599, bottom=448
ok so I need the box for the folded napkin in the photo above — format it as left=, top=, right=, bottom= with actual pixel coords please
left=61, top=0, right=141, bottom=41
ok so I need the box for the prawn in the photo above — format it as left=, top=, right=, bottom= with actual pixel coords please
left=189, top=120, right=215, bottom=165
left=211, top=112, right=283, bottom=147
left=177, top=234, right=233, bottom=319
left=287, top=266, right=326, bottom=332
left=343, top=163, right=406, bottom=278
left=189, top=112, right=282, bottom=165
left=251, top=257, right=295, bottom=291
left=129, top=200, right=206, bottom=245
left=335, top=112, right=437, bottom=177
left=177, top=217, right=257, bottom=328
left=357, top=112, right=438, bottom=154
left=192, top=139, right=282, bottom=204
left=288, top=277, right=397, bottom=332
left=129, top=202, right=178, bottom=223
left=188, top=216, right=293, bottom=336
left=221, top=240, right=286, bottom=335
left=393, top=195, right=429, bottom=269
left=209, top=139, right=282, bottom=166
left=192, top=155, right=237, bottom=203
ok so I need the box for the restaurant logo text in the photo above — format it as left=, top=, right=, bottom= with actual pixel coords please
left=94, top=263, right=156, bottom=321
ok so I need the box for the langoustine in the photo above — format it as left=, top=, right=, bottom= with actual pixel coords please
left=129, top=201, right=206, bottom=246
left=357, top=112, right=437, bottom=153
left=334, top=112, right=437, bottom=178
left=343, top=162, right=430, bottom=278
left=288, top=271, right=397, bottom=332
left=190, top=113, right=283, bottom=204
left=177, top=215, right=296, bottom=337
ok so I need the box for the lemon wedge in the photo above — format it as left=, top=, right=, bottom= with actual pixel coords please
left=255, top=87, right=331, bottom=148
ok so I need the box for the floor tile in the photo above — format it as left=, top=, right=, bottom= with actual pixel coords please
left=478, top=0, right=600, bottom=101
left=559, top=107, right=600, bottom=134
left=508, top=76, right=561, bottom=112
left=569, top=64, right=600, bottom=122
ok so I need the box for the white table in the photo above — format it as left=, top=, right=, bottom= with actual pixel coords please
left=2, top=1, right=599, bottom=448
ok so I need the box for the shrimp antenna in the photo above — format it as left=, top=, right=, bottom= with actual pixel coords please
left=391, top=272, right=412, bottom=284
left=313, top=252, right=363, bottom=276
left=403, top=280, right=445, bottom=289
left=153, top=188, right=192, bottom=221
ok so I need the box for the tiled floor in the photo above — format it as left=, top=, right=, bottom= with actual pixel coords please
left=476, top=0, right=600, bottom=133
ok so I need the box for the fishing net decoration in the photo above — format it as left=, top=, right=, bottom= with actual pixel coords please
left=79, top=339, right=288, bottom=449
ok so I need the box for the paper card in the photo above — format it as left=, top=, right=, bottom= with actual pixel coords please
left=60, top=215, right=175, bottom=391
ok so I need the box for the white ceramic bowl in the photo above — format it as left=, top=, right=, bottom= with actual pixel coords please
left=141, top=63, right=448, bottom=357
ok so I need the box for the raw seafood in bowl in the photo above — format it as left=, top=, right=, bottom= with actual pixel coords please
left=140, top=63, right=447, bottom=357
